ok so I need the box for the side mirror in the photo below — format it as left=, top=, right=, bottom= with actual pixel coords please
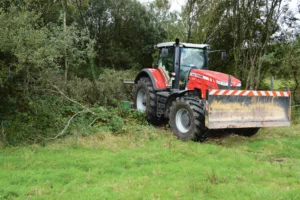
left=221, top=52, right=227, bottom=61
left=161, top=48, right=169, bottom=58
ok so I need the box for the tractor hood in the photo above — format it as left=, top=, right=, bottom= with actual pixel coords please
left=190, top=69, right=241, bottom=87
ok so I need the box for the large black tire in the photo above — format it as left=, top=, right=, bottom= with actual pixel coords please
left=169, top=97, right=207, bottom=141
left=226, top=128, right=260, bottom=137
left=133, top=77, right=162, bottom=125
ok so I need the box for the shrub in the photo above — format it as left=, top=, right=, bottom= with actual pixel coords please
left=109, top=116, right=124, bottom=134
left=47, top=68, right=138, bottom=106
left=292, top=106, right=300, bottom=124
left=0, top=67, right=144, bottom=145
left=96, top=69, right=137, bottom=106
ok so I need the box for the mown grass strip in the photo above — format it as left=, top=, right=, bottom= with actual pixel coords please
left=0, top=125, right=300, bottom=199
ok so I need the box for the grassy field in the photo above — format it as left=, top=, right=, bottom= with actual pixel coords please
left=1, top=124, right=300, bottom=200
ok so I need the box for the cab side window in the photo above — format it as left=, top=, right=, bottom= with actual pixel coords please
left=159, top=47, right=174, bottom=73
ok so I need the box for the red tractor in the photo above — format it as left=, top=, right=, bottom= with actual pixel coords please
left=131, top=39, right=291, bottom=141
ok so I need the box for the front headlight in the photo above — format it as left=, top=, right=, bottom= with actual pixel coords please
left=216, top=80, right=228, bottom=86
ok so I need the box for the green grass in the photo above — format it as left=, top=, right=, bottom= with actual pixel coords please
left=1, top=125, right=300, bottom=200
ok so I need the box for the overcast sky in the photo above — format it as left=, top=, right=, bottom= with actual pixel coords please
left=138, top=0, right=299, bottom=13
left=138, top=0, right=185, bottom=12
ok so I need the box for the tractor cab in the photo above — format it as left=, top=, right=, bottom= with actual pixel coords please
left=155, top=41, right=209, bottom=89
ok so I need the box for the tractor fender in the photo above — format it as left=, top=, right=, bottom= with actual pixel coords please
left=134, top=69, right=167, bottom=90
left=165, top=90, right=190, bottom=111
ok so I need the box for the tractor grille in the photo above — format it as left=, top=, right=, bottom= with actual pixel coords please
left=217, top=84, right=241, bottom=90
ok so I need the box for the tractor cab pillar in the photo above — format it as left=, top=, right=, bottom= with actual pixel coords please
left=173, top=38, right=181, bottom=90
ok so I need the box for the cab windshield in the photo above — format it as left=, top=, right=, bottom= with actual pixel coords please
left=180, top=48, right=205, bottom=70
left=157, top=47, right=206, bottom=85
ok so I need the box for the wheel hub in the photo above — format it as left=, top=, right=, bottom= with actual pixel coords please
left=136, top=89, right=146, bottom=111
left=175, top=108, right=191, bottom=133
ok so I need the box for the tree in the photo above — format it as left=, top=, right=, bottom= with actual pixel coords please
left=0, top=5, right=94, bottom=117
left=227, top=0, right=284, bottom=89
left=149, top=0, right=182, bottom=41
left=76, top=0, right=166, bottom=70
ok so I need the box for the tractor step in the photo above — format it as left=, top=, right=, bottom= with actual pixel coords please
left=156, top=92, right=171, bottom=117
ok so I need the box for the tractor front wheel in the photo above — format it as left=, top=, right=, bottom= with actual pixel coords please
left=133, top=77, right=162, bottom=125
left=169, top=97, right=207, bottom=141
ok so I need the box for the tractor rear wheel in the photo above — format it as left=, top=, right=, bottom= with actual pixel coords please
left=169, top=97, right=207, bottom=141
left=133, top=77, right=162, bottom=125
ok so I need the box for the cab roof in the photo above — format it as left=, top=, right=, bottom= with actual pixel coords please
left=155, top=42, right=209, bottom=49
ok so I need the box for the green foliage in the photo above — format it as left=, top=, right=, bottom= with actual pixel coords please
left=109, top=116, right=124, bottom=134
left=0, top=4, right=97, bottom=145
left=0, top=5, right=95, bottom=110
left=47, top=22, right=95, bottom=77
left=0, top=2, right=162, bottom=146
left=96, top=69, right=137, bottom=106
left=263, top=37, right=300, bottom=103
left=0, top=89, right=148, bottom=145
left=0, top=1, right=161, bottom=145
left=45, top=68, right=137, bottom=106
left=149, top=0, right=181, bottom=41
left=291, top=103, right=300, bottom=124
left=0, top=6, right=54, bottom=81
left=81, top=0, right=166, bottom=70
left=2, top=95, right=72, bottom=145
